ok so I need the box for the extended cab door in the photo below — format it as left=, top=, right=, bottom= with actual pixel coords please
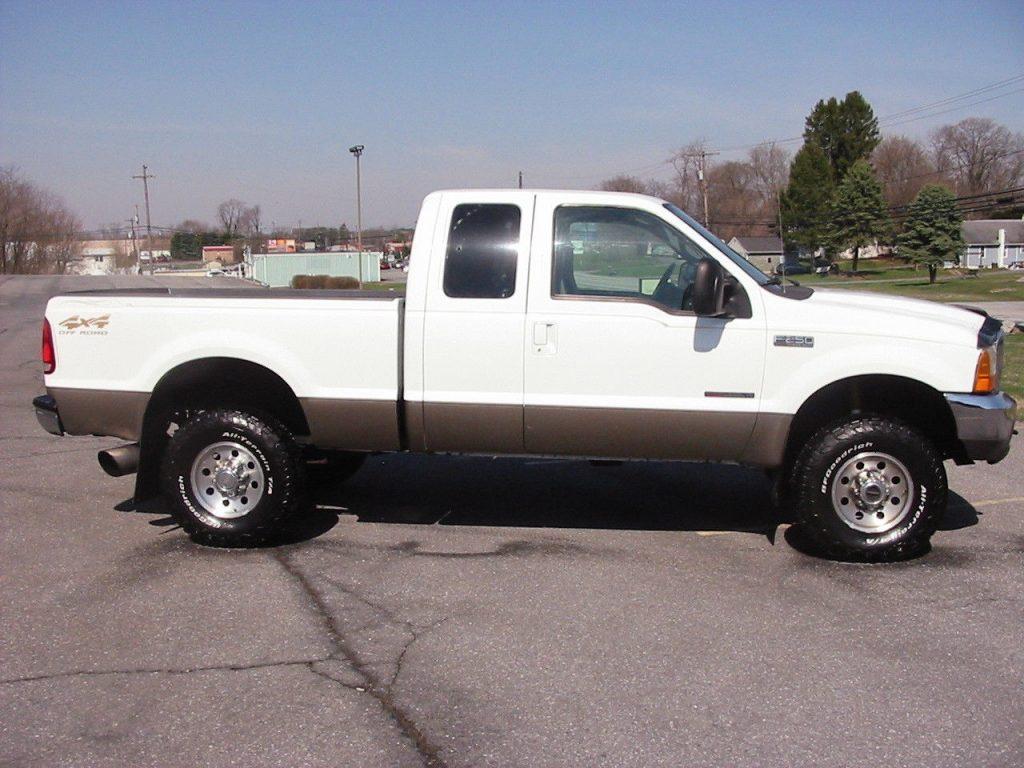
left=419, top=192, right=534, bottom=453
left=523, top=194, right=767, bottom=460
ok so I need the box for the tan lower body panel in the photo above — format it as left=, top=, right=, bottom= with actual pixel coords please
left=48, top=387, right=150, bottom=441
left=300, top=398, right=401, bottom=451
left=741, top=412, right=793, bottom=467
left=525, top=405, right=770, bottom=463
left=421, top=402, right=524, bottom=453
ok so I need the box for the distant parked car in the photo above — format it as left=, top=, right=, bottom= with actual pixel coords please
left=775, top=262, right=810, bottom=276
left=206, top=268, right=225, bottom=277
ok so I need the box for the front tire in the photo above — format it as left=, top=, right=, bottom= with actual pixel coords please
left=790, top=416, right=946, bottom=561
left=161, top=409, right=306, bottom=546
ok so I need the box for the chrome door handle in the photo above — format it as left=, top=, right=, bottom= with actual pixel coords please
left=533, top=322, right=556, bottom=354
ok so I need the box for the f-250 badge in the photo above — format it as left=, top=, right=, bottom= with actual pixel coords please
left=58, top=315, right=110, bottom=335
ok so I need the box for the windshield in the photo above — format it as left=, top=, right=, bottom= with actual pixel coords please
left=663, top=203, right=770, bottom=285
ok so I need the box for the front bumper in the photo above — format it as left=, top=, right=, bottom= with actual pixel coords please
left=32, top=394, right=64, bottom=436
left=945, top=392, right=1017, bottom=463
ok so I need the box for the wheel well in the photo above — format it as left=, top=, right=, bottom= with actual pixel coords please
left=784, top=375, right=964, bottom=469
left=134, top=358, right=310, bottom=501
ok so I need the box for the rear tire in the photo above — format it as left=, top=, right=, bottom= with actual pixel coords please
left=790, top=415, right=946, bottom=561
left=161, top=409, right=306, bottom=546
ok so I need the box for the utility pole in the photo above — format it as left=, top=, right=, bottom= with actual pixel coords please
left=348, top=144, right=365, bottom=284
left=132, top=165, right=155, bottom=272
left=127, top=208, right=140, bottom=273
left=776, top=189, right=786, bottom=291
left=518, top=171, right=523, bottom=189
left=682, top=149, right=719, bottom=229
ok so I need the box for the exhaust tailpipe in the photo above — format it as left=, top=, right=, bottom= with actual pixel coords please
left=98, top=443, right=140, bottom=477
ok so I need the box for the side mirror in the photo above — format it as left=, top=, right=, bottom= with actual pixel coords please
left=692, top=257, right=726, bottom=316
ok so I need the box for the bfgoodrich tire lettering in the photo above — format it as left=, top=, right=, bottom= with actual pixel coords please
left=790, top=416, right=946, bottom=561
left=161, top=409, right=306, bottom=546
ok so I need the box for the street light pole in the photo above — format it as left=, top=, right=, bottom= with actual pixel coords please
left=348, top=144, right=365, bottom=284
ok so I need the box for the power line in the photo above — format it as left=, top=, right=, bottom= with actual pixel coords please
left=873, top=74, right=1024, bottom=122
left=716, top=73, right=1024, bottom=154
left=880, top=86, right=1024, bottom=130
left=541, top=72, right=1024, bottom=185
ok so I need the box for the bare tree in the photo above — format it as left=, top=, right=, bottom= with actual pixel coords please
left=242, top=204, right=262, bottom=236
left=599, top=175, right=654, bottom=194
left=217, top=199, right=248, bottom=239
left=42, top=204, right=83, bottom=273
left=708, top=161, right=765, bottom=240
left=0, top=167, right=37, bottom=274
left=747, top=143, right=790, bottom=201
left=668, top=139, right=708, bottom=215
left=178, top=219, right=209, bottom=233
left=930, top=118, right=1024, bottom=196
left=0, top=167, right=81, bottom=274
left=873, top=135, right=938, bottom=208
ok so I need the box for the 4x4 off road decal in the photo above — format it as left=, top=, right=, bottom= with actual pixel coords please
left=58, top=315, right=110, bottom=335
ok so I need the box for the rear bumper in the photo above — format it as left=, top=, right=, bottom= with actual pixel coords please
left=945, top=392, right=1017, bottom=463
left=32, top=394, right=64, bottom=436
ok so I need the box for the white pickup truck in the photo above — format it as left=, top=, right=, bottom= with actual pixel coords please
left=34, top=190, right=1015, bottom=559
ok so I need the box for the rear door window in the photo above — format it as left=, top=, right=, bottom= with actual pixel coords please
left=443, top=203, right=521, bottom=299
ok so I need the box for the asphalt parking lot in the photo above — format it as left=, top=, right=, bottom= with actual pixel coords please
left=1, top=275, right=1022, bottom=767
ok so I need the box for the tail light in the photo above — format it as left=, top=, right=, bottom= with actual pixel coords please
left=41, top=318, right=56, bottom=375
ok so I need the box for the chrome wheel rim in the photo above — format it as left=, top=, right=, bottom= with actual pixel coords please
left=830, top=451, right=914, bottom=534
left=190, top=441, right=265, bottom=519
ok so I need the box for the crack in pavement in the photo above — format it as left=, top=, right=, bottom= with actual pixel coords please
left=0, top=656, right=332, bottom=686
left=273, top=548, right=450, bottom=768
left=316, top=572, right=450, bottom=690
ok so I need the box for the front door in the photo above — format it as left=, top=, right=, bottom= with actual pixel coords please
left=523, top=197, right=767, bottom=460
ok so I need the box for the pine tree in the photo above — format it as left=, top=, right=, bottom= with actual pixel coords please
left=780, top=143, right=834, bottom=253
left=804, top=91, right=881, bottom=181
left=828, top=160, right=891, bottom=272
left=897, top=185, right=964, bottom=283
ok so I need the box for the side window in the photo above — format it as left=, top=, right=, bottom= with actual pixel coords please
left=552, top=206, right=707, bottom=311
left=443, top=203, right=521, bottom=299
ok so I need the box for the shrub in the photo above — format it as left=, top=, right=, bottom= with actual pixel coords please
left=290, top=274, right=360, bottom=289
left=325, top=276, right=360, bottom=289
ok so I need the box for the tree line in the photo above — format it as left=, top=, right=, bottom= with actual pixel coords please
left=169, top=199, right=375, bottom=260
left=0, top=167, right=82, bottom=274
left=601, top=98, right=1023, bottom=277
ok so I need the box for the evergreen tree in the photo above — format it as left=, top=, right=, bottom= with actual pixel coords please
left=897, top=185, right=964, bottom=284
left=170, top=231, right=201, bottom=260
left=780, top=143, right=834, bottom=253
left=828, top=160, right=891, bottom=272
left=804, top=91, right=881, bottom=181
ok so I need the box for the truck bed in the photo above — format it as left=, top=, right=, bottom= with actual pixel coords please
left=62, top=287, right=406, bottom=299
left=44, top=288, right=406, bottom=449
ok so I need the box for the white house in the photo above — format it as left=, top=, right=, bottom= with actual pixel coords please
left=960, top=219, right=1024, bottom=268
left=727, top=236, right=783, bottom=273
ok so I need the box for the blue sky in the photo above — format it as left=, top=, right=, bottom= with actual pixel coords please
left=1, top=0, right=1022, bottom=230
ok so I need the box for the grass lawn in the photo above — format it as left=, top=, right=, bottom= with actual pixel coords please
left=1002, top=333, right=1024, bottom=405
left=799, top=267, right=1024, bottom=302
left=799, top=258, right=924, bottom=284
left=796, top=263, right=1023, bottom=407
